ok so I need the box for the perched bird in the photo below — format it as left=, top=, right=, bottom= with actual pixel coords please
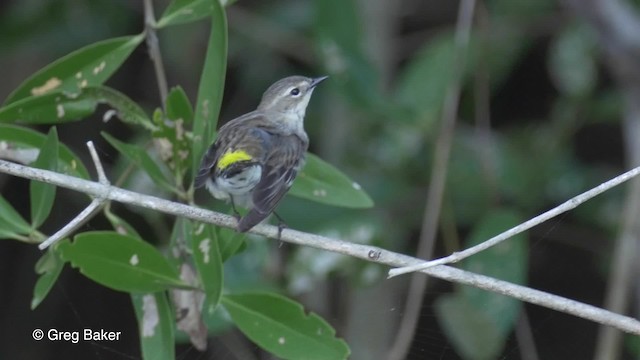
left=195, top=75, right=327, bottom=233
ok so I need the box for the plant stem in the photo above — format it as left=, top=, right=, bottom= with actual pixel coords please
left=143, top=0, right=169, bottom=106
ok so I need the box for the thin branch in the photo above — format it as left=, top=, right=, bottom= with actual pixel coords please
left=88, top=141, right=108, bottom=185
left=388, top=1, right=475, bottom=359
left=3, top=162, right=640, bottom=336
left=37, top=199, right=103, bottom=250
left=389, top=165, right=640, bottom=277
left=38, top=141, right=109, bottom=250
left=143, top=0, right=169, bottom=106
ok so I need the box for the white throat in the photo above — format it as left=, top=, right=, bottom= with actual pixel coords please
left=277, top=90, right=313, bottom=133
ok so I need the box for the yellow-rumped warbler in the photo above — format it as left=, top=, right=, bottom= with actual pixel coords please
left=195, top=75, right=327, bottom=232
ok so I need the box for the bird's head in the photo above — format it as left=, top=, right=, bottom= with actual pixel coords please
left=257, top=75, right=328, bottom=120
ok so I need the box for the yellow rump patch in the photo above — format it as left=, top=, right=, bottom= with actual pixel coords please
left=218, top=149, right=253, bottom=170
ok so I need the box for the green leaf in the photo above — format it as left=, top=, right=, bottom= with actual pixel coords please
left=435, top=294, right=503, bottom=360
left=84, top=86, right=156, bottom=130
left=58, top=231, right=187, bottom=293
left=315, top=0, right=381, bottom=110
left=191, top=0, right=227, bottom=181
left=168, top=217, right=191, bottom=267
left=190, top=222, right=223, bottom=317
left=4, top=34, right=145, bottom=105
left=0, top=124, right=89, bottom=178
left=217, top=226, right=246, bottom=261
left=548, top=23, right=597, bottom=98
left=131, top=293, right=176, bottom=360
left=626, top=334, right=640, bottom=357
left=459, top=209, right=527, bottom=336
left=0, top=222, right=26, bottom=241
left=157, top=0, right=214, bottom=28
left=0, top=194, right=32, bottom=239
left=104, top=209, right=142, bottom=238
left=0, top=91, right=96, bottom=124
left=31, top=249, right=64, bottom=309
left=102, top=132, right=176, bottom=193
left=290, top=153, right=373, bottom=208
left=0, top=86, right=155, bottom=130
left=30, top=127, right=59, bottom=228
left=447, top=133, right=494, bottom=225
left=165, top=86, right=194, bottom=123
left=222, top=292, right=350, bottom=360
left=155, top=86, right=194, bottom=182
left=395, top=33, right=462, bottom=124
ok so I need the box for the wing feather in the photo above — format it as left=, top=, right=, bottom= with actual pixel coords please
left=237, top=136, right=305, bottom=232
left=194, top=112, right=270, bottom=188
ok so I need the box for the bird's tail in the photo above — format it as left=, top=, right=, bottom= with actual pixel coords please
left=237, top=209, right=269, bottom=232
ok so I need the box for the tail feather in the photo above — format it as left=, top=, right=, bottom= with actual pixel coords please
left=237, top=209, right=269, bottom=232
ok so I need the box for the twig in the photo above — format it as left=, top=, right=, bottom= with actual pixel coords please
left=143, top=0, right=169, bottom=106
left=88, top=141, right=108, bottom=185
left=387, top=1, right=476, bottom=359
left=38, top=141, right=110, bottom=250
left=389, top=165, right=640, bottom=277
left=1, top=159, right=640, bottom=334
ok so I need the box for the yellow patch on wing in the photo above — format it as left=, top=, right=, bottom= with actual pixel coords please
left=218, top=149, right=252, bottom=170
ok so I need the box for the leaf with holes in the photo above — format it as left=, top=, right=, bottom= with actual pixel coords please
left=0, top=91, right=96, bottom=125
left=31, top=249, right=64, bottom=309
left=131, top=292, right=176, bottom=360
left=290, top=153, right=373, bottom=208
left=190, top=221, right=223, bottom=317
left=222, top=292, right=350, bottom=360
left=58, top=231, right=187, bottom=293
left=4, top=34, right=144, bottom=105
left=0, top=86, right=154, bottom=130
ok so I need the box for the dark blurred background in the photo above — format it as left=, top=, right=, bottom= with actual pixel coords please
left=1, top=0, right=640, bottom=359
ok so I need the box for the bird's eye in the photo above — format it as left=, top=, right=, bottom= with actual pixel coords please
left=289, top=88, right=300, bottom=96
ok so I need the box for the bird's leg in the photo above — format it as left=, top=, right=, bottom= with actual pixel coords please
left=229, top=196, right=241, bottom=221
left=272, top=211, right=288, bottom=241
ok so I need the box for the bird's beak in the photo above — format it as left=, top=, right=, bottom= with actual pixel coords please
left=310, top=76, right=329, bottom=88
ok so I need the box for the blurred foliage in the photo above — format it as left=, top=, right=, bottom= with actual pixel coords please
left=0, top=0, right=636, bottom=359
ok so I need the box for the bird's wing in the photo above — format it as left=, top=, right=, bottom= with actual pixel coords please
left=237, top=135, right=306, bottom=232
left=194, top=111, right=270, bottom=188
left=194, top=141, right=219, bottom=188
